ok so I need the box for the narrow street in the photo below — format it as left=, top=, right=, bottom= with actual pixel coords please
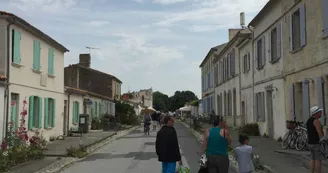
left=60, top=122, right=236, bottom=173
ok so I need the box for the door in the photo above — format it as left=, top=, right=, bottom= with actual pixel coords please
left=266, top=91, right=274, bottom=138
left=241, top=101, right=246, bottom=125
left=63, top=100, right=68, bottom=135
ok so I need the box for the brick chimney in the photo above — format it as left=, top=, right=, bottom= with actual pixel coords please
left=79, top=54, right=91, bottom=68
left=229, top=29, right=242, bottom=41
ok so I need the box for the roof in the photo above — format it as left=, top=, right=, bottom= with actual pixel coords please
left=199, top=43, right=228, bottom=67
left=65, top=86, right=114, bottom=101
left=69, top=64, right=122, bottom=83
left=0, top=11, right=69, bottom=52
left=248, top=0, right=274, bottom=27
left=213, top=31, right=251, bottom=63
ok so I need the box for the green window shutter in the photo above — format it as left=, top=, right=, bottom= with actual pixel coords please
left=44, top=98, right=49, bottom=128
left=13, top=30, right=21, bottom=64
left=33, top=40, right=41, bottom=70
left=28, top=96, right=34, bottom=130
left=72, top=102, right=76, bottom=123
left=38, top=97, right=42, bottom=128
left=11, top=102, right=17, bottom=129
left=52, top=99, right=56, bottom=127
left=48, top=48, right=54, bottom=75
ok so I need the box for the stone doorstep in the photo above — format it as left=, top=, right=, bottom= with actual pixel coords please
left=33, top=125, right=140, bottom=173
left=178, top=120, right=274, bottom=173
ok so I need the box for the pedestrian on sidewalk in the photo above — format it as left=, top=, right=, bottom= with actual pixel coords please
left=202, top=116, right=232, bottom=173
left=156, top=116, right=182, bottom=173
left=306, top=106, right=325, bottom=173
left=235, top=134, right=254, bottom=173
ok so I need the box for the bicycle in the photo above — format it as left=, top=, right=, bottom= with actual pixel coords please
left=144, top=122, right=150, bottom=135
left=281, top=121, right=308, bottom=151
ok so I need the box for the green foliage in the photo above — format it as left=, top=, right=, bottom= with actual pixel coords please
left=116, top=101, right=140, bottom=125
left=153, top=91, right=198, bottom=112
left=66, top=145, right=87, bottom=158
left=91, top=117, right=102, bottom=130
left=192, top=119, right=202, bottom=132
left=153, top=91, right=169, bottom=112
left=238, top=123, right=260, bottom=136
left=190, top=100, right=199, bottom=107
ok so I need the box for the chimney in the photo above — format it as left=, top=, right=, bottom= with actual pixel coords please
left=228, top=29, right=242, bottom=41
left=79, top=54, right=91, bottom=68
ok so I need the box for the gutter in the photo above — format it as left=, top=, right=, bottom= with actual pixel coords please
left=5, top=16, right=16, bottom=137
left=248, top=26, right=256, bottom=122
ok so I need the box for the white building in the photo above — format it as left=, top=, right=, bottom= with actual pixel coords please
left=0, top=78, right=5, bottom=140
left=129, top=88, right=153, bottom=108
left=0, top=11, right=69, bottom=140
left=214, top=29, right=250, bottom=127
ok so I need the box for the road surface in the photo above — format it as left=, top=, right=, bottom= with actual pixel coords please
left=60, top=122, right=236, bottom=173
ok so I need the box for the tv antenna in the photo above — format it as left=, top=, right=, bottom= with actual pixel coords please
left=85, top=46, right=100, bottom=53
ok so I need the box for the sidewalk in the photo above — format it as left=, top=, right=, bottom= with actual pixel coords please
left=6, top=126, right=137, bottom=173
left=194, top=119, right=328, bottom=173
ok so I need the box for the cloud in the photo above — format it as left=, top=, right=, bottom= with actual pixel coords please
left=87, top=20, right=109, bottom=27
left=152, top=0, right=188, bottom=5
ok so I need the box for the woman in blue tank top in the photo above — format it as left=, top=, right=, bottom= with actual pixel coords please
left=202, top=116, right=232, bottom=173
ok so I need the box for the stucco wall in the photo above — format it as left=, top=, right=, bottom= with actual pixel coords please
left=0, top=19, right=7, bottom=77
left=283, top=0, right=328, bottom=123
left=241, top=88, right=253, bottom=124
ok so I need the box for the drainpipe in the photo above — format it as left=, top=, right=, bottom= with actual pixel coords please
left=238, top=41, right=242, bottom=125
left=67, top=93, right=71, bottom=135
left=248, top=26, right=255, bottom=122
left=5, top=16, right=16, bottom=137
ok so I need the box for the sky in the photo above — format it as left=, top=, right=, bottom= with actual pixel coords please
left=0, top=0, right=269, bottom=98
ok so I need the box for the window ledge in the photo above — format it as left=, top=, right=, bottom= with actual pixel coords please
left=30, top=127, right=41, bottom=132
left=32, top=68, right=42, bottom=74
left=44, top=127, right=53, bottom=130
left=257, top=65, right=265, bottom=70
left=11, top=62, right=24, bottom=68
left=270, top=57, right=281, bottom=64
left=47, top=74, right=55, bottom=78
left=290, top=46, right=304, bottom=54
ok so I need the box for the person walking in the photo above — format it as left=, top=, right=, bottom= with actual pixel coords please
left=156, top=116, right=182, bottom=173
left=306, top=106, right=325, bottom=173
left=202, top=116, right=231, bottom=173
left=235, top=134, right=254, bottom=173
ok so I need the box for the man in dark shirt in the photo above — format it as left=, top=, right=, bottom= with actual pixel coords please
left=306, top=106, right=325, bottom=173
left=156, top=116, right=182, bottom=173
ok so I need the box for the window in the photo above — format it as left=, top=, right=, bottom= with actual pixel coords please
left=243, top=53, right=250, bottom=73
left=255, top=92, right=265, bottom=122
left=11, top=93, right=19, bottom=129
left=230, top=49, right=236, bottom=76
left=270, top=24, right=282, bottom=62
left=48, top=48, right=54, bottom=75
left=28, top=96, right=42, bottom=129
left=233, top=89, right=236, bottom=116
left=44, top=98, right=56, bottom=128
left=12, top=29, right=21, bottom=64
left=257, top=37, right=265, bottom=69
left=33, top=40, right=41, bottom=70
left=290, top=4, right=306, bottom=51
left=214, top=64, right=218, bottom=86
left=227, top=54, right=230, bottom=78
left=72, top=101, right=80, bottom=124
left=322, top=0, right=328, bottom=37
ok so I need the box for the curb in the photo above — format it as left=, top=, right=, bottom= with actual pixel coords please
left=178, top=120, right=275, bottom=173
left=34, top=125, right=140, bottom=173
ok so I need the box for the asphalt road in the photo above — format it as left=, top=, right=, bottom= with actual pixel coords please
left=60, top=122, right=236, bottom=173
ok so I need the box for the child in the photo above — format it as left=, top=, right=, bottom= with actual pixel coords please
left=235, top=134, right=254, bottom=173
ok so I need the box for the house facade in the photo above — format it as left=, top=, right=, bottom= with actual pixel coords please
left=128, top=88, right=153, bottom=108
left=282, top=0, right=328, bottom=126
left=200, top=43, right=227, bottom=116
left=64, top=54, right=119, bottom=133
left=214, top=30, right=249, bottom=127
left=0, top=78, right=5, bottom=140
left=0, top=11, right=69, bottom=140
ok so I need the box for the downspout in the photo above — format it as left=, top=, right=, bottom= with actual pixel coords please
left=5, top=16, right=16, bottom=137
left=238, top=39, right=242, bottom=125
left=248, top=26, right=255, bottom=122
left=67, top=93, right=71, bottom=135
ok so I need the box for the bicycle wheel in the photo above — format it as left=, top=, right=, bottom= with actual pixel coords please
left=296, top=130, right=307, bottom=151
left=282, top=131, right=292, bottom=149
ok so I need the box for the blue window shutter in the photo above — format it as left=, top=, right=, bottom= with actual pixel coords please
left=210, top=96, right=213, bottom=112
left=13, top=30, right=21, bottom=64
left=52, top=99, right=56, bottom=127
left=316, top=77, right=326, bottom=125
left=38, top=97, right=42, bottom=128
left=277, top=23, right=282, bottom=59
left=300, top=4, right=307, bottom=47
left=289, top=15, right=294, bottom=52
left=48, top=48, right=54, bottom=75
left=44, top=98, right=49, bottom=128
left=262, top=36, right=266, bottom=65
left=302, top=80, right=310, bottom=122
left=28, top=96, right=34, bottom=130
left=322, top=0, right=328, bottom=37
left=290, top=84, right=295, bottom=121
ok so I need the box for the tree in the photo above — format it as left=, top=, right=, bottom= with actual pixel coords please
left=153, top=91, right=169, bottom=112
left=168, top=91, right=198, bottom=111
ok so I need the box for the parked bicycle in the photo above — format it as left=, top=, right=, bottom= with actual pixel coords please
left=281, top=120, right=308, bottom=151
